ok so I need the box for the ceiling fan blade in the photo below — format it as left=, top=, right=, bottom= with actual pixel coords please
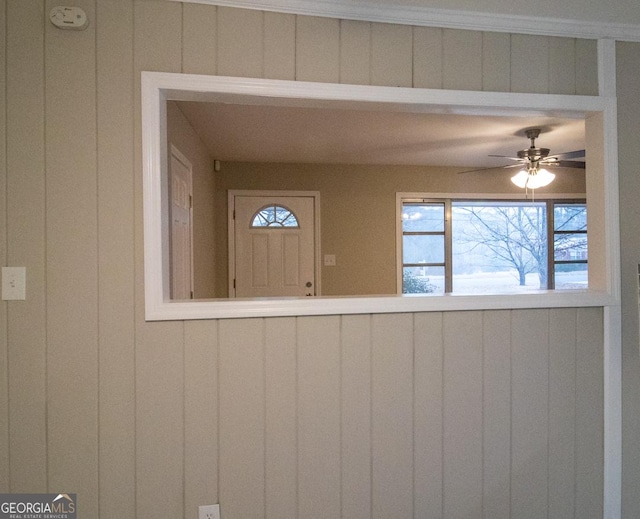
left=546, top=160, right=586, bottom=169
left=546, top=149, right=585, bottom=161
left=488, top=154, right=524, bottom=162
left=457, top=163, right=521, bottom=174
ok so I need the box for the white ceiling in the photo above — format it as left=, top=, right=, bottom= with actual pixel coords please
left=176, top=100, right=586, bottom=170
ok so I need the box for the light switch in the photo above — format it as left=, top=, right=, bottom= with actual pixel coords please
left=2, top=267, right=26, bottom=300
left=324, top=254, right=336, bottom=266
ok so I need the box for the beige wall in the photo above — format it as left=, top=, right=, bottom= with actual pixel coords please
left=214, top=162, right=586, bottom=297
left=166, top=101, right=217, bottom=298
left=0, top=1, right=632, bottom=518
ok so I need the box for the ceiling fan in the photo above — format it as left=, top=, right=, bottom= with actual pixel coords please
left=462, top=127, right=586, bottom=190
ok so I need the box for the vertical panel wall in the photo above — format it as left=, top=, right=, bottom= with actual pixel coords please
left=0, top=2, right=606, bottom=519
left=5, top=0, right=48, bottom=493
left=0, top=0, right=8, bottom=493
left=133, top=3, right=185, bottom=519
left=209, top=308, right=600, bottom=519
left=97, top=1, right=136, bottom=518
left=341, top=315, right=373, bottom=519
left=443, top=311, right=484, bottom=518
left=617, top=41, right=640, bottom=519
left=371, top=314, right=414, bottom=518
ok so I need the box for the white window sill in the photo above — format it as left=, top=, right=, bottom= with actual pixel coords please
left=146, top=289, right=615, bottom=321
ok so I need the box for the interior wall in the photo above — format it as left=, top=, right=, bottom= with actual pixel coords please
left=215, top=161, right=586, bottom=297
left=0, top=1, right=614, bottom=519
left=0, top=0, right=7, bottom=491
left=354, top=0, right=640, bottom=26
left=166, top=101, right=216, bottom=298
left=199, top=308, right=604, bottom=519
left=616, top=41, right=640, bottom=519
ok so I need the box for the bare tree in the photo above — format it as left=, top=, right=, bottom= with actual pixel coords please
left=455, top=205, right=548, bottom=286
left=553, top=205, right=588, bottom=261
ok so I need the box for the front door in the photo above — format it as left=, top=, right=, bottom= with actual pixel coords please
left=231, top=192, right=319, bottom=298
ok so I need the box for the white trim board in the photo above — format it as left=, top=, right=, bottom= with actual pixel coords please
left=598, top=39, right=622, bottom=519
left=169, top=0, right=640, bottom=41
left=142, top=71, right=618, bottom=321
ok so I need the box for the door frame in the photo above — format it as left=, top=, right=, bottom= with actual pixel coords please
left=228, top=190, right=322, bottom=298
left=169, top=143, right=194, bottom=299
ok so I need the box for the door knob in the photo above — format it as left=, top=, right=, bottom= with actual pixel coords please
left=306, top=281, right=312, bottom=287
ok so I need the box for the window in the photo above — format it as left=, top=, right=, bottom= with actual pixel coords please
left=401, top=202, right=447, bottom=293
left=251, top=205, right=300, bottom=228
left=143, top=71, right=614, bottom=320
left=553, top=203, right=588, bottom=289
left=400, top=198, right=587, bottom=294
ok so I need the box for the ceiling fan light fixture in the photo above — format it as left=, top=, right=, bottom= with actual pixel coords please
left=511, top=168, right=555, bottom=189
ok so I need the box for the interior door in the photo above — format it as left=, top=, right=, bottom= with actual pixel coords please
left=169, top=145, right=193, bottom=299
left=232, top=194, right=317, bottom=298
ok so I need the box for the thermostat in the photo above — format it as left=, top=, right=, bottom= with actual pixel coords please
left=49, top=6, right=89, bottom=30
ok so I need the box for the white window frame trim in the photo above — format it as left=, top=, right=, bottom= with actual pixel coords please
left=142, top=70, right=617, bottom=320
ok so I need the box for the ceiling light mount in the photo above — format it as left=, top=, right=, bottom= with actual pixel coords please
left=510, top=129, right=557, bottom=194
left=517, top=128, right=550, bottom=162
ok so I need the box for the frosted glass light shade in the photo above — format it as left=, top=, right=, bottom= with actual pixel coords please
left=511, top=168, right=555, bottom=189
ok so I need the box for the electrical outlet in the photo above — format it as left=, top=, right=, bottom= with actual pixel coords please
left=198, top=504, right=220, bottom=519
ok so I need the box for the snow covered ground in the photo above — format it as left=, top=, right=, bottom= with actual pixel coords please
left=421, top=270, right=588, bottom=294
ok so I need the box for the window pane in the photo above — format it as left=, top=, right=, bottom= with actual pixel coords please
left=403, top=235, right=444, bottom=263
left=554, top=204, right=586, bottom=231
left=403, top=266, right=444, bottom=294
left=251, top=205, right=299, bottom=228
left=554, top=233, right=588, bottom=261
left=402, top=203, right=444, bottom=232
left=555, top=263, right=588, bottom=289
left=451, top=202, right=548, bottom=290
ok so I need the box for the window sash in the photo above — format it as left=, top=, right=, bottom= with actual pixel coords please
left=400, top=198, right=586, bottom=294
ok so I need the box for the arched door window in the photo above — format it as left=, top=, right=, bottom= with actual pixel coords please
left=251, top=204, right=300, bottom=228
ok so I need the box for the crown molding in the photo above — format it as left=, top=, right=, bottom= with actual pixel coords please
left=170, top=0, right=640, bottom=41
